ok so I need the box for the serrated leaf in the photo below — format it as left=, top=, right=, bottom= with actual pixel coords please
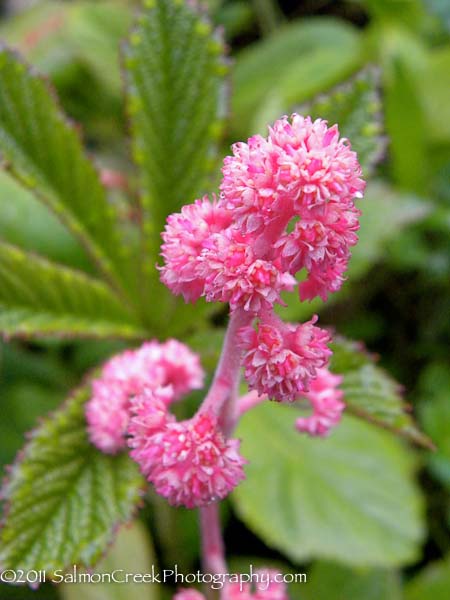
left=0, top=46, right=132, bottom=297
left=233, top=405, right=424, bottom=566
left=0, top=242, right=145, bottom=339
left=330, top=337, right=433, bottom=449
left=0, top=384, right=145, bottom=573
left=299, top=68, right=384, bottom=176
left=123, top=0, right=227, bottom=259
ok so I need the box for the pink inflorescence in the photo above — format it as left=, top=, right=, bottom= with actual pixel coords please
left=85, top=340, right=204, bottom=454
left=128, top=401, right=246, bottom=509
left=239, top=314, right=332, bottom=403
left=160, top=114, right=364, bottom=311
left=295, top=367, right=345, bottom=437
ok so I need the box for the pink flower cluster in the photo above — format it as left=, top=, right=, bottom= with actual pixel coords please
left=86, top=340, right=246, bottom=508
left=239, top=314, right=331, bottom=402
left=128, top=389, right=246, bottom=508
left=85, top=340, right=204, bottom=454
left=160, top=114, right=364, bottom=406
left=295, top=367, right=345, bottom=437
left=161, top=115, right=364, bottom=309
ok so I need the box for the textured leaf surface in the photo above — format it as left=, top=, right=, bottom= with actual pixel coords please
left=60, top=521, right=159, bottom=600
left=330, top=337, right=433, bottom=449
left=0, top=384, right=144, bottom=572
left=233, top=406, right=424, bottom=566
left=0, top=242, right=144, bottom=339
left=0, top=46, right=130, bottom=294
left=0, top=170, right=90, bottom=271
left=299, top=68, right=384, bottom=176
left=124, top=0, right=227, bottom=259
left=303, top=561, right=402, bottom=600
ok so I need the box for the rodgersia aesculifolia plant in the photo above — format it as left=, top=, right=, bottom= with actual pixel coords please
left=85, top=114, right=364, bottom=596
left=0, top=1, right=432, bottom=598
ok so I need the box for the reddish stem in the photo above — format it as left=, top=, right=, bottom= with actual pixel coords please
left=197, top=308, right=252, bottom=419
left=200, top=503, right=227, bottom=599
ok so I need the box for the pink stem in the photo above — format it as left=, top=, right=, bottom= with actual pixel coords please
left=200, top=503, right=227, bottom=599
left=197, top=308, right=252, bottom=419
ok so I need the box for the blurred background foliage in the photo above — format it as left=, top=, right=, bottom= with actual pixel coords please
left=0, top=0, right=449, bottom=598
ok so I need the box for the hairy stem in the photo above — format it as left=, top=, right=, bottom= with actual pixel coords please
left=198, top=308, right=252, bottom=419
left=200, top=503, right=227, bottom=599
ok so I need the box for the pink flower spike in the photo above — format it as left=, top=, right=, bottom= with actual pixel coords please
left=160, top=195, right=232, bottom=302
left=173, top=591, right=206, bottom=600
left=128, top=409, right=247, bottom=509
left=220, top=114, right=365, bottom=238
left=295, top=367, right=345, bottom=437
left=240, top=314, right=332, bottom=402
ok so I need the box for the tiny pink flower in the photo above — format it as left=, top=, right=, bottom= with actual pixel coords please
left=240, top=315, right=331, bottom=402
left=201, top=233, right=295, bottom=313
left=128, top=408, right=246, bottom=509
left=296, top=367, right=345, bottom=437
left=160, top=195, right=232, bottom=302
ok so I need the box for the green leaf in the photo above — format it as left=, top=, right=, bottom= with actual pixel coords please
left=0, top=46, right=131, bottom=297
left=379, top=27, right=428, bottom=192
left=123, top=0, right=227, bottom=260
left=0, top=384, right=144, bottom=572
left=330, top=336, right=433, bottom=449
left=299, top=68, right=384, bottom=177
left=303, top=561, right=402, bottom=600
left=0, top=242, right=145, bottom=339
left=405, top=555, right=450, bottom=600
left=418, top=363, right=450, bottom=488
left=0, top=171, right=90, bottom=272
left=233, top=405, right=424, bottom=566
left=233, top=18, right=362, bottom=138
left=60, top=521, right=159, bottom=600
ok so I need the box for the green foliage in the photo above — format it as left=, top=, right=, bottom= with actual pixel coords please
left=0, top=384, right=144, bottom=572
left=233, top=405, right=424, bottom=566
left=0, top=171, right=91, bottom=272
left=124, top=0, right=227, bottom=258
left=233, top=18, right=363, bottom=137
left=418, top=363, right=450, bottom=488
left=331, top=337, right=433, bottom=448
left=0, top=242, right=144, bottom=339
left=0, top=46, right=131, bottom=294
left=299, top=68, right=384, bottom=176
left=60, top=521, right=159, bottom=600
left=405, top=555, right=450, bottom=600
left=303, top=561, right=402, bottom=600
